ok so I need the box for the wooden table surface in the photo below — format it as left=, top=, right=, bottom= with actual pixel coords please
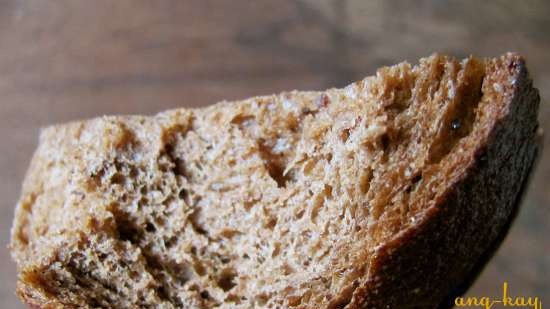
left=1, top=1, right=548, bottom=307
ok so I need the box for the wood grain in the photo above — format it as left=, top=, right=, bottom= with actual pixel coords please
left=1, top=1, right=548, bottom=307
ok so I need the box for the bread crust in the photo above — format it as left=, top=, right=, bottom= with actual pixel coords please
left=346, top=54, right=540, bottom=309
left=10, top=54, right=540, bottom=309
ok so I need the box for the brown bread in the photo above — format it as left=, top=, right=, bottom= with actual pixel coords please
left=10, top=53, right=540, bottom=309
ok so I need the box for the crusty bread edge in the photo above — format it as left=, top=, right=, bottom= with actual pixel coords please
left=345, top=54, right=540, bottom=309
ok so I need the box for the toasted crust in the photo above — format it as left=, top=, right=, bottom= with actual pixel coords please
left=10, top=53, right=540, bottom=309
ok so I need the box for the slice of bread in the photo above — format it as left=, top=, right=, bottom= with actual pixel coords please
left=10, top=53, right=540, bottom=309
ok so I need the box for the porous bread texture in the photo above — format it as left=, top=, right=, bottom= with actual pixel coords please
left=10, top=53, right=540, bottom=309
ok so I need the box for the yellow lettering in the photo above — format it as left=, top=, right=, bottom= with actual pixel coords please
left=526, top=297, right=542, bottom=309
left=479, top=297, right=494, bottom=309
left=517, top=297, right=528, bottom=306
left=503, top=281, right=512, bottom=305
left=472, top=298, right=481, bottom=306
left=455, top=282, right=542, bottom=309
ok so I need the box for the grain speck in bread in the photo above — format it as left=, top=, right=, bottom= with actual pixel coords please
left=10, top=53, right=541, bottom=309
